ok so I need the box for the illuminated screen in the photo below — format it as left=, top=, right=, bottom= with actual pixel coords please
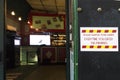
left=30, top=35, right=50, bottom=45
left=14, top=39, right=20, bottom=45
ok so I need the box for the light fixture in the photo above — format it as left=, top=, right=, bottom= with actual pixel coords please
left=11, top=11, right=15, bottom=16
left=18, top=17, right=22, bottom=21
left=35, top=28, right=39, bottom=31
left=30, top=25, right=33, bottom=28
left=27, top=21, right=30, bottom=24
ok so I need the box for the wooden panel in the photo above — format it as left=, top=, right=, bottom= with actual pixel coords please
left=41, top=47, right=57, bottom=63
left=57, top=47, right=66, bottom=63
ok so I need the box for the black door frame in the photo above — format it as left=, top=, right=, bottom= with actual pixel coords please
left=0, top=0, right=6, bottom=80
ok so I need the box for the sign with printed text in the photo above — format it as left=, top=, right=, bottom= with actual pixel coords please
left=80, top=27, right=118, bottom=51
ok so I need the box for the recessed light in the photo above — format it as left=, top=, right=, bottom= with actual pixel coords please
left=11, top=11, right=15, bottom=16
left=18, top=17, right=22, bottom=21
left=30, top=25, right=33, bottom=28
left=35, top=28, right=39, bottom=31
left=27, top=21, right=30, bottom=24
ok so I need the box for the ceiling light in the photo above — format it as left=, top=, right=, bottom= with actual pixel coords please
left=30, top=25, right=33, bottom=28
left=11, top=11, right=15, bottom=16
left=35, top=28, right=39, bottom=31
left=27, top=21, right=30, bottom=24
left=18, top=17, right=22, bottom=21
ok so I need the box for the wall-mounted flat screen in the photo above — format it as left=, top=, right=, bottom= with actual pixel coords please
left=30, top=35, right=50, bottom=45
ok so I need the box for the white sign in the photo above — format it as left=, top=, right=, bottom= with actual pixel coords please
left=80, top=27, right=118, bottom=51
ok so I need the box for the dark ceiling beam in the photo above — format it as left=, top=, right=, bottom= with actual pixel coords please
left=55, top=0, right=58, bottom=13
left=39, top=0, right=48, bottom=13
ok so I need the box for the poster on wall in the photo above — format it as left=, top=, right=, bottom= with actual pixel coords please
left=80, top=27, right=118, bottom=51
left=28, top=13, right=66, bottom=32
left=32, top=16, right=64, bottom=30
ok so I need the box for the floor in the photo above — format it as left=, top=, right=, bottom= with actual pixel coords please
left=6, top=64, right=66, bottom=80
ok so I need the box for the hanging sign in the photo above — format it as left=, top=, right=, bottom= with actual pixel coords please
left=80, top=27, right=118, bottom=51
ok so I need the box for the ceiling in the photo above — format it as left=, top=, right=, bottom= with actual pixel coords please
left=26, top=0, right=66, bottom=14
left=7, top=0, right=66, bottom=21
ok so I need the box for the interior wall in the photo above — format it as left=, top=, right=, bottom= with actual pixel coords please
left=7, top=15, right=21, bottom=34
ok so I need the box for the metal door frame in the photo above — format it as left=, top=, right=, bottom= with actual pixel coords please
left=73, top=0, right=79, bottom=80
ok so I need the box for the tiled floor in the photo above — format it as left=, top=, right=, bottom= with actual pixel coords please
left=24, top=65, right=66, bottom=80
left=6, top=72, right=22, bottom=80
left=6, top=65, right=38, bottom=80
left=6, top=65, right=66, bottom=80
